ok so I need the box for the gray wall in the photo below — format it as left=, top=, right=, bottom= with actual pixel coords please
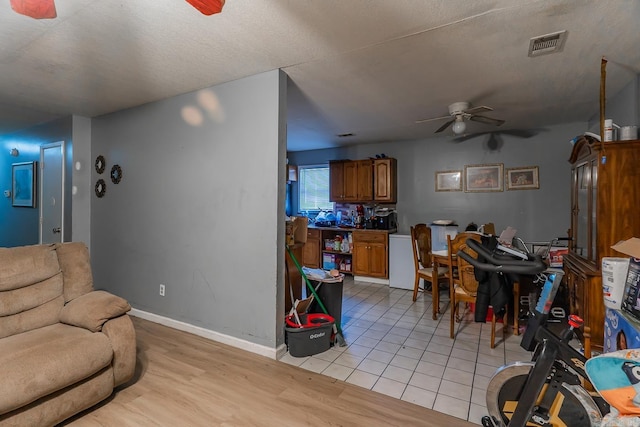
left=90, top=70, right=287, bottom=349
left=0, top=117, right=73, bottom=247
left=288, top=122, right=585, bottom=244
left=71, top=116, right=92, bottom=246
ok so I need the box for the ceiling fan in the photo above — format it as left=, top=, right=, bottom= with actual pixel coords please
left=451, top=128, right=544, bottom=152
left=10, top=0, right=224, bottom=19
left=415, top=102, right=505, bottom=135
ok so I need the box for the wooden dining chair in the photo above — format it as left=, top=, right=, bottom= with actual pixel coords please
left=410, top=224, right=448, bottom=302
left=482, top=222, right=496, bottom=235
left=448, top=233, right=520, bottom=348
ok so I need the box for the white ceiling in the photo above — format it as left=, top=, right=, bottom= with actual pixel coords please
left=1, top=0, right=639, bottom=151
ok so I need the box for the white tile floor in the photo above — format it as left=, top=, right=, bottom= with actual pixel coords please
left=280, top=277, right=533, bottom=425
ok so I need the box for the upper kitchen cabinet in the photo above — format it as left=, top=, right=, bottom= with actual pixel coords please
left=355, top=160, right=373, bottom=201
left=330, top=158, right=396, bottom=203
left=330, top=160, right=368, bottom=202
left=374, top=158, right=397, bottom=203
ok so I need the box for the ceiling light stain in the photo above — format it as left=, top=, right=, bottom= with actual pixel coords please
left=528, top=30, right=568, bottom=57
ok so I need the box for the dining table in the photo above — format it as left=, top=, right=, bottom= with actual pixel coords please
left=429, top=248, right=520, bottom=336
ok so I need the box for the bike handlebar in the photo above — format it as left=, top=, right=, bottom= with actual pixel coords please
left=457, top=239, right=548, bottom=275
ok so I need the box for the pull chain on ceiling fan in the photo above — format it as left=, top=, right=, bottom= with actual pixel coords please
left=415, top=101, right=505, bottom=135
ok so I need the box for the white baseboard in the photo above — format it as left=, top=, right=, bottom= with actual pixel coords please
left=354, top=275, right=390, bottom=285
left=129, top=308, right=287, bottom=360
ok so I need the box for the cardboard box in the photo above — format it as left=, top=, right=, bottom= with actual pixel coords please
left=612, top=238, right=640, bottom=258
left=612, top=238, right=640, bottom=320
left=323, top=253, right=336, bottom=270
left=604, top=308, right=640, bottom=352
left=548, top=247, right=568, bottom=268
left=286, top=216, right=308, bottom=245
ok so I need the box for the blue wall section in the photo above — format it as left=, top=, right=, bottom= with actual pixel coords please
left=0, top=117, right=72, bottom=247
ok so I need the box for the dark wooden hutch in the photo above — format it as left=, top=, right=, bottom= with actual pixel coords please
left=564, top=136, right=640, bottom=356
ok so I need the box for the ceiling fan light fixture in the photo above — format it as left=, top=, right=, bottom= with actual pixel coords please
left=452, top=117, right=466, bottom=135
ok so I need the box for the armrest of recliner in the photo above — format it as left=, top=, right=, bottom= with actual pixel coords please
left=102, top=315, right=137, bottom=387
left=59, top=290, right=131, bottom=332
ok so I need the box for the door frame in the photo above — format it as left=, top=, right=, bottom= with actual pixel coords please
left=39, top=141, right=65, bottom=244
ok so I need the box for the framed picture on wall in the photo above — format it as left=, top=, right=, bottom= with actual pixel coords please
left=506, top=166, right=539, bottom=190
left=12, top=161, right=37, bottom=207
left=435, top=170, right=462, bottom=192
left=464, top=164, right=503, bottom=192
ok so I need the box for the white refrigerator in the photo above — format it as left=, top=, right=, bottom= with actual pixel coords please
left=389, top=234, right=415, bottom=290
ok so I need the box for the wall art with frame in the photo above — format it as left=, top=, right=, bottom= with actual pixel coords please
left=506, top=166, right=539, bottom=190
left=12, top=161, right=37, bottom=207
left=464, top=163, right=503, bottom=192
left=435, top=170, right=462, bottom=192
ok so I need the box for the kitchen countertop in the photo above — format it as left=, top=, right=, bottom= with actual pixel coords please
left=308, top=224, right=397, bottom=234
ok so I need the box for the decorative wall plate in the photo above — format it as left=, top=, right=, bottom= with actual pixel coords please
left=95, top=179, right=106, bottom=198
left=110, top=165, right=122, bottom=184
left=95, top=155, right=106, bottom=174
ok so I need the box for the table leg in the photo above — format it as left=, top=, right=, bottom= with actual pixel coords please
left=432, top=259, right=439, bottom=320
left=514, top=281, right=520, bottom=336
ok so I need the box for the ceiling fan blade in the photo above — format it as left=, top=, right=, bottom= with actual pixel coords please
left=470, top=115, right=505, bottom=126
left=11, top=0, right=57, bottom=19
left=415, top=114, right=451, bottom=124
left=499, top=129, right=539, bottom=138
left=435, top=119, right=455, bottom=133
left=464, top=105, right=492, bottom=115
left=186, top=0, right=225, bottom=15
left=451, top=133, right=483, bottom=143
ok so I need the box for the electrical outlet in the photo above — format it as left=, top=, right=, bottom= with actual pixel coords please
left=159, top=284, right=165, bottom=297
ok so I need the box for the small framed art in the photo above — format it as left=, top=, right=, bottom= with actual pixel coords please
left=12, top=161, right=37, bottom=207
left=435, top=170, right=462, bottom=192
left=506, top=166, right=539, bottom=190
left=464, top=164, right=503, bottom=192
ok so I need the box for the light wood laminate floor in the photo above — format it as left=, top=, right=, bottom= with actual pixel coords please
left=62, top=316, right=474, bottom=426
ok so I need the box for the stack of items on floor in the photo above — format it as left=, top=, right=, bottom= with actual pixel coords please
left=603, top=238, right=640, bottom=353
left=285, top=265, right=344, bottom=357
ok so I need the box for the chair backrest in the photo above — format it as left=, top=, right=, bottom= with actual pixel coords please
left=410, top=224, right=432, bottom=269
left=456, top=242, right=479, bottom=295
left=447, top=232, right=482, bottom=284
left=482, top=222, right=496, bottom=235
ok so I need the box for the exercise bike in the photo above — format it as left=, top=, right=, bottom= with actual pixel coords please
left=457, top=239, right=610, bottom=427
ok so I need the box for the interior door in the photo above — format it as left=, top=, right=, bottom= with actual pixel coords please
left=40, top=142, right=65, bottom=244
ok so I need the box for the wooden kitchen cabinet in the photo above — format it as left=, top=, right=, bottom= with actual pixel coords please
left=330, top=158, right=395, bottom=203
left=302, top=228, right=321, bottom=269
left=330, top=160, right=359, bottom=202
left=373, top=158, right=397, bottom=203
left=563, top=136, right=640, bottom=356
left=329, top=160, right=370, bottom=202
left=352, top=231, right=388, bottom=278
left=355, top=160, right=373, bottom=201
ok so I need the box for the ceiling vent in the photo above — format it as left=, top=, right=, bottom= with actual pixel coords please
left=528, top=30, right=568, bottom=57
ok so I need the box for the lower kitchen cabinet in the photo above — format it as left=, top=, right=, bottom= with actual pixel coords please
left=302, top=229, right=321, bottom=269
left=352, top=231, right=388, bottom=278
